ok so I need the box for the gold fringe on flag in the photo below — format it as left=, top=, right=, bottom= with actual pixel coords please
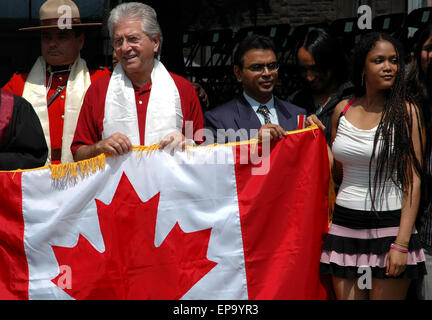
left=50, top=153, right=107, bottom=179
left=50, top=145, right=163, bottom=180
left=134, top=144, right=159, bottom=158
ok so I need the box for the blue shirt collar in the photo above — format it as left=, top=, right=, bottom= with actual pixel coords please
left=242, top=92, right=275, bottom=113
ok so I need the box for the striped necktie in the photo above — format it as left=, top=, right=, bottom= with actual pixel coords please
left=257, top=105, right=271, bottom=124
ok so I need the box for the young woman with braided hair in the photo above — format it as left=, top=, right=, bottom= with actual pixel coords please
left=317, top=32, right=427, bottom=300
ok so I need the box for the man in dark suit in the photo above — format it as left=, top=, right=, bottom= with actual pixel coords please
left=204, top=34, right=306, bottom=144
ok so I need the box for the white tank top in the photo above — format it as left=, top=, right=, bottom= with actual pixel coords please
left=332, top=115, right=402, bottom=211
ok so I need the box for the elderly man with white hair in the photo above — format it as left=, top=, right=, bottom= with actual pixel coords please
left=71, top=2, right=204, bottom=161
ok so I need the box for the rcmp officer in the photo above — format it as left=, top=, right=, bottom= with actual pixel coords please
left=3, top=0, right=110, bottom=164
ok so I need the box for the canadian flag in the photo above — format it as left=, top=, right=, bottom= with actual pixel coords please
left=0, top=126, right=330, bottom=300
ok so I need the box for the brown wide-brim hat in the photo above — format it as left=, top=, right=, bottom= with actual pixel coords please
left=19, top=0, right=101, bottom=31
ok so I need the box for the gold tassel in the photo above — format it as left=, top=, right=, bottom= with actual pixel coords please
left=11, top=170, right=21, bottom=181
left=50, top=153, right=107, bottom=180
left=134, top=144, right=159, bottom=158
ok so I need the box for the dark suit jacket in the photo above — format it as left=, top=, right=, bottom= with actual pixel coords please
left=204, top=95, right=306, bottom=143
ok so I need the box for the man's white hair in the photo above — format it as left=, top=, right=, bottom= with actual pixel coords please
left=108, top=2, right=163, bottom=58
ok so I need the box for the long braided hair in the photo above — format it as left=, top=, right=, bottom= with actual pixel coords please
left=351, top=32, right=424, bottom=213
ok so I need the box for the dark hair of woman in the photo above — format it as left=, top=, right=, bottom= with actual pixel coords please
left=406, top=24, right=432, bottom=104
left=297, top=28, right=348, bottom=86
left=419, top=62, right=432, bottom=222
left=351, top=32, right=424, bottom=213
left=406, top=25, right=432, bottom=191
left=424, top=62, right=432, bottom=177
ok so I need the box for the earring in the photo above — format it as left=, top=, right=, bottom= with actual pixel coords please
left=361, top=73, right=365, bottom=87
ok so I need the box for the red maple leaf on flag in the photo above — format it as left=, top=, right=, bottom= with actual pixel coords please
left=51, top=172, right=217, bottom=299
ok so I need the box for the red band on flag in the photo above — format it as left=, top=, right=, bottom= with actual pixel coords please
left=234, top=129, right=330, bottom=299
left=0, top=172, right=28, bottom=299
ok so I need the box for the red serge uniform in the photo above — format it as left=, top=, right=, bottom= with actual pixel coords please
left=71, top=73, right=204, bottom=155
left=3, top=67, right=110, bottom=164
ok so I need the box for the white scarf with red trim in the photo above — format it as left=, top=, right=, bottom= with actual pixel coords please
left=103, top=59, right=182, bottom=146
